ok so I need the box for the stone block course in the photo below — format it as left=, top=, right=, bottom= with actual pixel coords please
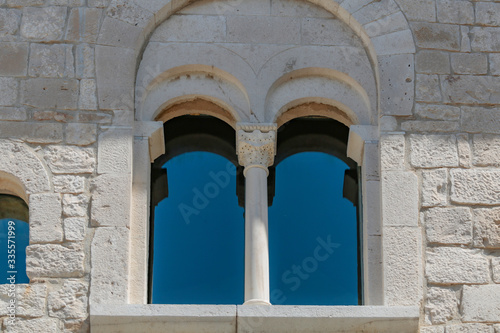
left=446, top=324, right=495, bottom=333
left=0, top=122, right=63, bottom=143
left=461, top=106, right=500, bottom=134
left=421, top=169, right=447, bottom=207
left=462, top=285, right=500, bottom=322
left=3, top=318, right=59, bottom=333
left=436, top=0, right=474, bottom=25
left=26, top=243, right=85, bottom=278
left=0, top=8, right=21, bottom=38
left=0, top=283, right=47, bottom=317
left=20, top=6, right=67, bottom=41
left=411, top=22, right=460, bottom=51
left=424, top=207, right=472, bottom=245
left=0, top=107, right=27, bottom=121
left=22, top=79, right=79, bottom=110
left=395, top=0, right=435, bottom=22
left=470, top=27, right=500, bottom=52
left=441, top=75, right=500, bottom=105
left=65, top=7, right=102, bottom=43
left=475, top=2, right=500, bottom=27
left=48, top=280, right=89, bottom=319
left=380, top=134, right=405, bottom=171
left=151, top=14, right=226, bottom=43
left=0, top=42, right=28, bottom=76
left=97, top=127, right=133, bottom=174
left=456, top=133, right=472, bottom=168
left=53, top=175, right=87, bottom=194
left=227, top=15, right=301, bottom=44
left=64, top=217, right=86, bottom=241
left=0, top=77, right=18, bottom=106
left=79, top=79, right=98, bottom=110
left=416, top=74, right=441, bottom=103
left=76, top=44, right=95, bottom=79
left=493, top=257, right=500, bottom=284
left=65, top=123, right=97, bottom=146
left=472, top=208, right=500, bottom=248
left=472, top=134, right=500, bottom=167
left=451, top=53, right=488, bottom=75
left=379, top=54, right=414, bottom=115
left=415, top=104, right=460, bottom=121
left=62, top=194, right=90, bottom=218
left=43, top=145, right=96, bottom=174
left=91, top=174, right=131, bottom=227
left=29, top=193, right=63, bottom=243
left=416, top=50, right=450, bottom=74
left=28, top=44, right=74, bottom=78
left=424, top=286, right=459, bottom=325
left=451, top=170, right=500, bottom=205
left=409, top=134, right=458, bottom=168
left=382, top=171, right=419, bottom=227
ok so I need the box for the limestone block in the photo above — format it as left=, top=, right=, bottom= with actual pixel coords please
left=424, top=207, right=472, bottom=245
left=416, top=74, right=441, bottom=103
left=106, top=0, right=152, bottom=27
left=352, top=0, right=400, bottom=26
left=395, top=0, right=435, bottom=22
left=91, top=174, right=131, bottom=227
left=472, top=208, right=500, bottom=248
left=65, top=8, right=102, bottom=43
left=0, top=107, right=27, bottom=121
left=451, top=170, right=500, bottom=205
left=426, top=247, right=489, bottom=284
left=271, top=0, right=330, bottom=18
left=379, top=54, right=414, bottom=116
left=446, top=324, right=495, bottom=333
left=43, top=145, right=95, bottom=174
left=436, top=0, right=473, bottom=24
left=63, top=319, right=89, bottom=333
left=0, top=77, right=18, bottom=106
left=20, top=7, right=67, bottom=41
left=380, top=116, right=397, bottom=132
left=476, top=3, right=500, bottom=27
left=65, top=123, right=97, bottom=146
left=371, top=29, right=415, bottom=55
left=64, top=217, right=86, bottom=242
left=420, top=327, right=444, bottom=333
left=401, top=121, right=458, bottom=133
left=493, top=257, right=500, bottom=283
left=6, top=0, right=45, bottom=6
left=90, top=227, right=129, bottom=303
left=62, top=194, right=89, bottom=218
left=227, top=16, right=300, bottom=44
left=22, top=79, right=79, bottom=110
left=48, top=280, right=88, bottom=319
left=495, top=325, right=500, bottom=333
left=411, top=22, right=460, bottom=51
left=151, top=14, right=225, bottom=43
left=363, top=11, right=408, bottom=38
left=451, top=53, right=488, bottom=75
left=424, top=286, right=459, bottom=325
left=491, top=54, right=500, bottom=76
left=382, top=171, right=418, bottom=227
left=302, top=17, right=360, bottom=46
left=0, top=8, right=20, bottom=39
left=79, top=79, right=97, bottom=110
left=421, top=169, right=447, bottom=207
left=383, top=226, right=422, bottom=306
left=3, top=318, right=59, bottom=333
left=415, top=104, right=460, bottom=121
left=0, top=42, right=28, bottom=76
left=460, top=26, right=471, bottom=52
left=33, top=110, right=75, bottom=122
left=0, top=284, right=47, bottom=317
left=97, top=127, right=132, bottom=174
left=29, top=193, right=63, bottom=243
left=461, top=106, right=500, bottom=134
left=79, top=111, right=112, bottom=124
left=409, top=134, right=458, bottom=168
left=53, top=175, right=87, bottom=194
left=470, top=27, right=500, bottom=52
left=456, top=133, right=471, bottom=168
left=89, top=0, right=109, bottom=8
left=441, top=74, right=500, bottom=104
left=462, top=285, right=500, bottom=322
left=0, top=122, right=63, bottom=144
left=380, top=134, right=405, bottom=171
left=472, top=134, right=500, bottom=167
left=29, top=43, right=74, bottom=78
left=76, top=44, right=95, bottom=79
left=416, top=50, right=450, bottom=74
left=26, top=243, right=85, bottom=278
left=180, top=0, right=272, bottom=16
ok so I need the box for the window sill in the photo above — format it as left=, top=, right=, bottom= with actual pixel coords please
left=90, top=304, right=419, bottom=333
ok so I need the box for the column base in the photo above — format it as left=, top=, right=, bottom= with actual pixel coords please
left=243, top=299, right=271, bottom=306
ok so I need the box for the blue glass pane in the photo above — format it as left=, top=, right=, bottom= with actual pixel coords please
left=269, top=152, right=358, bottom=305
left=152, top=152, right=244, bottom=304
left=0, top=219, right=29, bottom=284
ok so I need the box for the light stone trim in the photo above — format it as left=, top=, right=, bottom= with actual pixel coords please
left=236, top=127, right=277, bottom=173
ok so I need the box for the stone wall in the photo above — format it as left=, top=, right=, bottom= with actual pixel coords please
left=0, top=0, right=498, bottom=332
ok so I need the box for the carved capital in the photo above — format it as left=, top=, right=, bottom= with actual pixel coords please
left=236, top=123, right=277, bottom=170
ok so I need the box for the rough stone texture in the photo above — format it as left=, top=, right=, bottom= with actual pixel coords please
left=20, top=6, right=67, bottom=41
left=415, top=104, right=460, bottom=121
left=411, top=22, right=460, bottom=51
left=0, top=284, right=47, bottom=317
left=79, top=79, right=98, bottom=110
left=378, top=54, right=414, bottom=115
left=62, top=194, right=90, bottom=217
left=416, top=50, right=450, bottom=74
left=472, top=134, right=500, bottom=167
left=380, top=135, right=405, bottom=171
left=472, top=208, right=500, bottom=248
left=491, top=54, right=500, bottom=76
left=493, top=257, right=500, bottom=284
left=426, top=247, right=490, bottom=284
left=91, top=174, right=130, bottom=227
left=29, top=43, right=74, bottom=78
left=3, top=318, right=59, bottom=333
left=48, top=280, right=89, bottom=319
left=97, top=127, right=132, bottom=174
left=64, top=217, right=87, bottom=242
left=0, top=122, right=63, bottom=143
left=424, top=286, right=459, bottom=325
left=441, top=75, right=500, bottom=105
left=451, top=53, right=488, bottom=75
left=0, top=8, right=21, bottom=38
left=396, top=0, right=435, bottom=22
left=26, top=243, right=85, bottom=278
left=461, top=106, right=500, bottom=135
left=382, top=171, right=418, bottom=227
left=436, top=0, right=473, bottom=25
left=53, top=175, right=87, bottom=194
left=0, top=77, right=18, bottom=106
left=0, top=42, right=28, bottom=76
left=420, top=327, right=444, bottom=333
left=43, top=145, right=96, bottom=174
left=421, top=169, right=448, bottom=207
left=76, top=44, right=95, bottom=79
left=29, top=193, right=63, bottom=243
left=65, top=123, right=97, bottom=146
left=65, top=8, right=102, bottom=43
left=471, top=27, right=500, bottom=52
left=22, top=78, right=79, bottom=110
left=409, top=135, right=458, bottom=168
left=462, top=285, right=500, bottom=322
left=451, top=169, right=500, bottom=205
left=416, top=74, right=441, bottom=103
left=401, top=121, right=458, bottom=133
left=456, top=133, right=472, bottom=168
left=424, top=207, right=472, bottom=245
left=0, top=107, right=27, bottom=121
left=476, top=2, right=500, bottom=27
left=446, top=324, right=495, bottom=333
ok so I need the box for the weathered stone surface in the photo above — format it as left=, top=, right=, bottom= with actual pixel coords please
left=0, top=122, right=63, bottom=144
left=227, top=16, right=301, bottom=45
left=79, top=79, right=97, bottom=110
left=32, top=110, right=76, bottom=122
left=426, top=247, right=490, bottom=284
left=462, top=285, right=500, bottom=322
left=29, top=43, right=74, bottom=78
left=43, top=145, right=96, bottom=174
left=0, top=77, right=18, bottom=106
left=65, top=123, right=97, bottom=146
left=461, top=106, right=500, bottom=134
left=451, top=53, right=488, bottom=75
left=456, top=133, right=471, bottom=168
left=412, top=22, right=460, bottom=51
left=471, top=27, right=500, bottom=52
left=380, top=135, right=404, bottom=171
left=476, top=2, right=500, bottom=27
left=65, top=8, right=101, bottom=43
left=0, top=8, right=21, bottom=38
left=441, top=75, right=500, bottom=105
left=421, top=169, right=447, bottom=207
left=451, top=170, right=500, bottom=205
left=420, top=327, right=444, bottom=333
left=91, top=174, right=130, bottom=227
left=395, top=0, right=435, bottom=22
left=20, top=7, right=66, bottom=41
left=424, top=207, right=472, bottom=245
left=48, top=280, right=88, bottom=319
left=76, top=44, right=95, bottom=79
left=152, top=14, right=226, bottom=43
left=302, top=17, right=360, bottom=46
left=472, top=134, right=500, bottom=167
left=106, top=0, right=152, bottom=27
left=424, top=286, right=459, bottom=325
left=473, top=208, right=500, bottom=249
left=415, top=104, right=460, bottom=121
left=63, top=318, right=90, bottom=333
left=53, top=175, right=87, bottom=194
left=372, top=29, right=415, bottom=55
left=97, top=127, right=132, bottom=174
left=29, top=193, right=63, bottom=243
left=62, top=194, right=89, bottom=217
left=22, top=79, right=79, bottom=110
left=0, top=284, right=47, bottom=317
left=493, top=257, right=500, bottom=284
left=0, top=42, right=28, bottom=76
left=379, top=54, right=414, bottom=115
left=436, top=0, right=473, bottom=24
left=416, top=50, right=450, bottom=74
left=64, top=217, right=86, bottom=242
left=90, top=227, right=129, bottom=303
left=409, top=135, right=458, bottom=168
left=382, top=172, right=418, bottom=227
left=446, top=324, right=495, bottom=333
left=0, top=107, right=27, bottom=121
left=491, top=54, right=500, bottom=76
left=3, top=318, right=59, bottom=333
left=416, top=74, right=441, bottom=103
left=460, top=26, right=471, bottom=52
left=401, top=120, right=458, bottom=133
left=26, top=243, right=85, bottom=278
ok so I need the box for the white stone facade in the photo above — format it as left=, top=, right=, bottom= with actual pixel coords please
left=0, top=0, right=498, bottom=332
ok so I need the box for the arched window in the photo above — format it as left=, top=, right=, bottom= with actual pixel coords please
left=269, top=117, right=360, bottom=305
left=149, top=115, right=244, bottom=304
left=0, top=194, right=29, bottom=284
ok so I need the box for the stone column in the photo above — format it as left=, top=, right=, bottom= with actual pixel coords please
left=237, top=124, right=277, bottom=305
